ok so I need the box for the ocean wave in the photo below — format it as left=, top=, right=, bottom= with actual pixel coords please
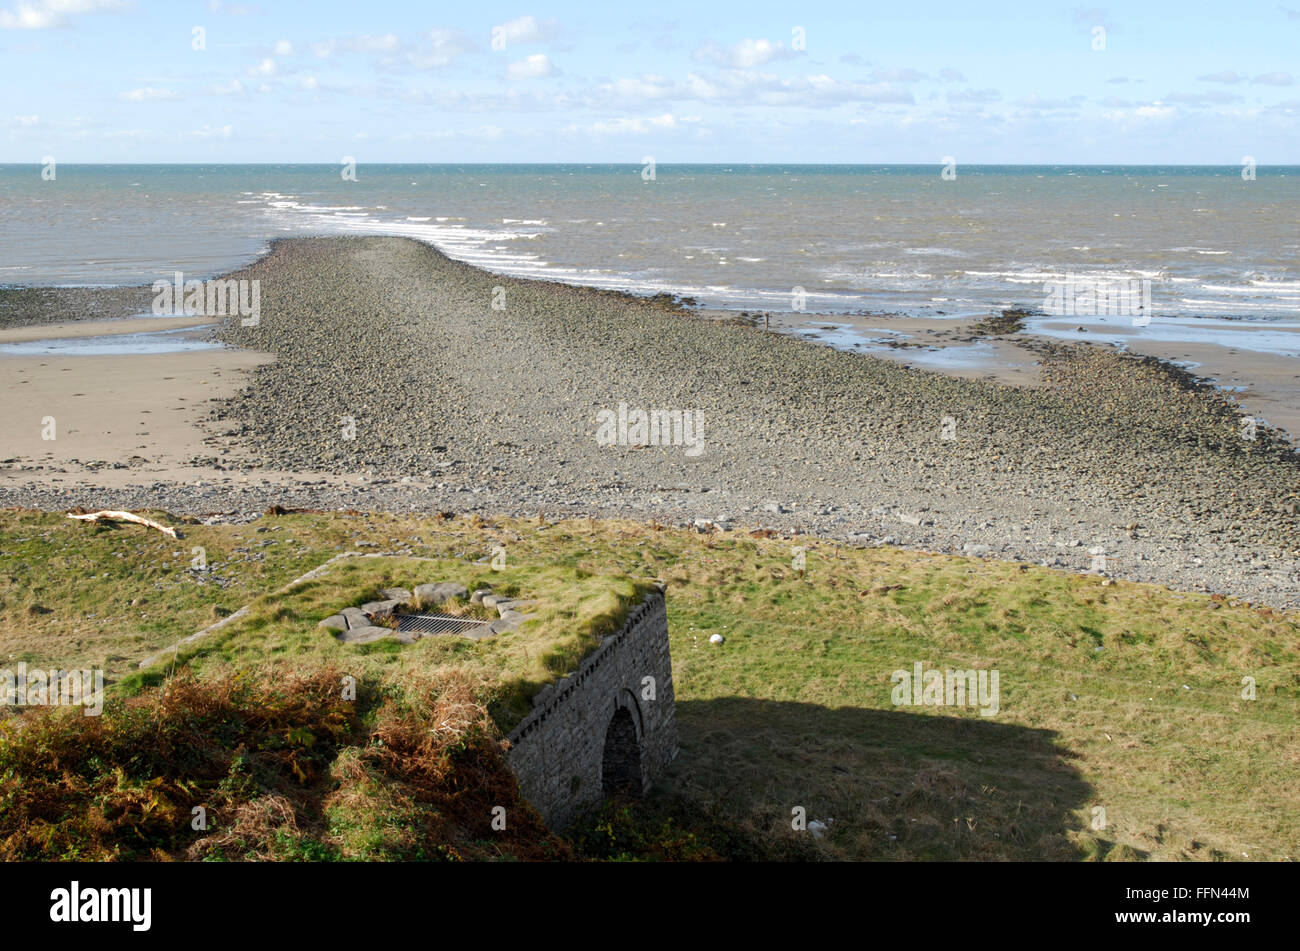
left=244, top=190, right=1300, bottom=320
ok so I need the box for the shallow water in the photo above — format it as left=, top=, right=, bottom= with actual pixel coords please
left=1026, top=315, right=1300, bottom=358
left=0, top=323, right=223, bottom=356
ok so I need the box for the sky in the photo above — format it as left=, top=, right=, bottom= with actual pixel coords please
left=1, top=0, right=1298, bottom=163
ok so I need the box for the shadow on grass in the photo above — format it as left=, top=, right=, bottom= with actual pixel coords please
left=662, top=697, right=1102, bottom=860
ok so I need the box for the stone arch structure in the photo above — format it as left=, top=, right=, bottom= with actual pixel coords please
left=613, top=687, right=644, bottom=737
left=601, top=706, right=642, bottom=795
left=505, top=587, right=677, bottom=828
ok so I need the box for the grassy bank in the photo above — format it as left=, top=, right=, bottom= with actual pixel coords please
left=1, top=508, right=1296, bottom=860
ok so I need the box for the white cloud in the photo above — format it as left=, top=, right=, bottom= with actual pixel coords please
left=209, top=79, right=244, bottom=95
left=579, top=112, right=679, bottom=135
left=0, top=0, right=127, bottom=30
left=871, top=68, right=928, bottom=83
left=1102, top=102, right=1177, bottom=121
left=12, top=113, right=39, bottom=125
left=694, top=37, right=798, bottom=68
left=495, top=15, right=559, bottom=46
left=948, top=87, right=1001, bottom=103
left=1016, top=93, right=1085, bottom=109
left=608, top=74, right=675, bottom=99
left=273, top=39, right=292, bottom=56
left=393, top=124, right=505, bottom=142
left=209, top=0, right=258, bottom=14
left=1072, top=7, right=1116, bottom=33
left=1252, top=72, right=1294, bottom=85
left=407, top=28, right=469, bottom=69
left=350, top=33, right=399, bottom=53
left=314, top=33, right=398, bottom=57
left=507, top=53, right=553, bottom=79
left=187, top=123, right=233, bottom=138
left=121, top=86, right=180, bottom=101
left=248, top=57, right=276, bottom=76
left=594, top=70, right=912, bottom=107
left=312, top=30, right=466, bottom=70
left=1166, top=90, right=1241, bottom=104
left=301, top=75, right=318, bottom=90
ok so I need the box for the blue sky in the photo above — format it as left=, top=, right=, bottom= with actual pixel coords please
left=2, top=0, right=1298, bottom=162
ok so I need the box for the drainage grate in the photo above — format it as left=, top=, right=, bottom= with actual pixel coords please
left=393, top=612, right=492, bottom=636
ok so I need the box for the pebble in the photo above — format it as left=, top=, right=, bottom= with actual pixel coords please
left=3, top=236, right=1297, bottom=610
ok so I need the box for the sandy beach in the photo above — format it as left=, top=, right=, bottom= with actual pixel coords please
left=0, top=348, right=271, bottom=477
left=1, top=236, right=1298, bottom=610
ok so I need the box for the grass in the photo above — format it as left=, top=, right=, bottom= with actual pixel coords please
left=1, top=508, right=1297, bottom=861
left=0, top=666, right=565, bottom=861
left=122, top=550, right=654, bottom=731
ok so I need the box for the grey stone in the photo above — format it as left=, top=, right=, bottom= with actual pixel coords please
left=380, top=587, right=413, bottom=602
left=360, top=599, right=400, bottom=617
left=341, top=607, right=371, bottom=630
left=469, top=586, right=493, bottom=604
left=318, top=614, right=347, bottom=632
left=334, top=625, right=395, bottom=644
left=413, top=581, right=468, bottom=607
left=458, top=622, right=500, bottom=640
left=489, top=611, right=536, bottom=634
left=493, top=598, right=539, bottom=615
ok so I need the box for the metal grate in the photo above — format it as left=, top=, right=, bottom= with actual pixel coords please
left=393, top=612, right=491, bottom=636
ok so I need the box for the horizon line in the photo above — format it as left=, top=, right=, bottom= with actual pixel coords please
left=1, top=161, right=1298, bottom=168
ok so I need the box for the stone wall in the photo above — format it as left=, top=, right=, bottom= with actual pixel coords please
left=505, top=587, right=677, bottom=829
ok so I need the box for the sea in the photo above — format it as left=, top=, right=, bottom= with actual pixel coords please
left=2, top=163, right=1298, bottom=321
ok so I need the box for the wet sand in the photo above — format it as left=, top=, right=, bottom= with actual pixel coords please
left=0, top=348, right=271, bottom=475
left=0, top=315, right=216, bottom=344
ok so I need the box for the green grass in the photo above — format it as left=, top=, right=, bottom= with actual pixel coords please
left=1, top=509, right=1297, bottom=861
left=122, top=550, right=654, bottom=731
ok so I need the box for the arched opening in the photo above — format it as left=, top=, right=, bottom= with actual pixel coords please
left=601, top=706, right=643, bottom=796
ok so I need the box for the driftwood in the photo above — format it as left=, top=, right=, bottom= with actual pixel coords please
left=67, top=510, right=181, bottom=539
